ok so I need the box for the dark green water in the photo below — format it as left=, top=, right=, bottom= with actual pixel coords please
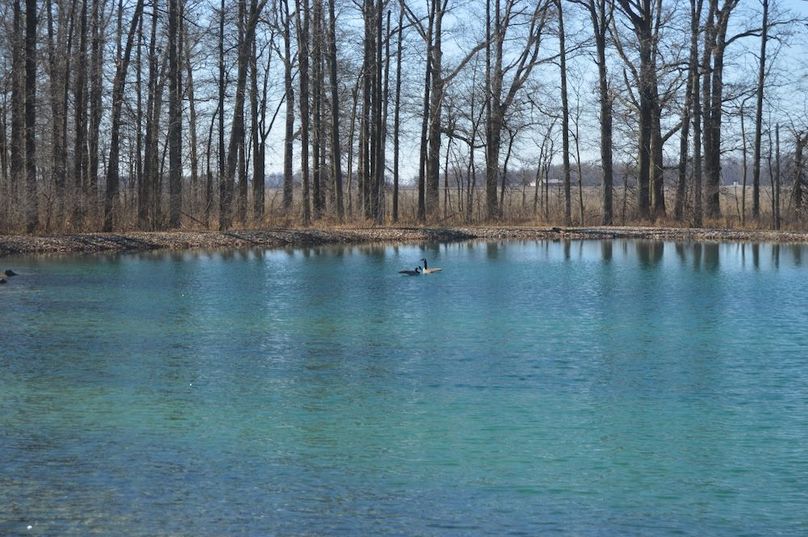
left=2, top=240, right=807, bottom=536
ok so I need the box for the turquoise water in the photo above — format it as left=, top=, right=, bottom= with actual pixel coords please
left=2, top=240, right=807, bottom=536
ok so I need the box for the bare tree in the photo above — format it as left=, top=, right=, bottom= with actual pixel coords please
left=280, top=0, right=295, bottom=216
left=168, top=0, right=183, bottom=228
left=9, top=0, right=25, bottom=229
left=751, top=0, right=769, bottom=221
left=46, top=0, right=75, bottom=229
left=24, top=0, right=37, bottom=232
left=218, top=0, right=229, bottom=230
left=295, top=0, right=311, bottom=225
left=793, top=130, right=805, bottom=213
left=615, top=0, right=662, bottom=221
left=2, top=0, right=806, bottom=233
left=327, top=0, right=345, bottom=220
left=73, top=0, right=89, bottom=226
left=484, top=0, right=550, bottom=221
left=312, top=0, right=324, bottom=218
left=701, top=0, right=747, bottom=220
left=104, top=0, right=145, bottom=231
left=185, top=11, right=200, bottom=219
left=571, top=0, right=614, bottom=225
left=557, top=0, right=571, bottom=225
left=392, top=6, right=403, bottom=222
left=87, top=0, right=106, bottom=224
left=674, top=0, right=702, bottom=223
left=402, top=0, right=486, bottom=221
left=139, top=0, right=162, bottom=230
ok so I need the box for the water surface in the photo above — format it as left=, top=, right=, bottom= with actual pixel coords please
left=2, top=240, right=807, bottom=536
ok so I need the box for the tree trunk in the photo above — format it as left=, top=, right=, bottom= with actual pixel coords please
left=185, top=19, right=200, bottom=219
left=574, top=117, right=584, bottom=224
left=327, top=0, right=345, bottom=221
left=282, top=0, right=294, bottom=215
left=205, top=104, right=219, bottom=227
left=637, top=26, right=652, bottom=220
left=346, top=83, right=360, bottom=218
left=139, top=0, right=160, bottom=229
left=87, top=0, right=105, bottom=225
left=47, top=0, right=74, bottom=230
left=649, top=0, right=665, bottom=224
left=558, top=0, right=571, bottom=225
left=151, top=52, right=169, bottom=226
left=168, top=0, right=183, bottom=228
left=703, top=1, right=734, bottom=220
left=774, top=123, right=780, bottom=230
left=793, top=133, right=803, bottom=212
left=250, top=36, right=265, bottom=223
left=10, top=1, right=25, bottom=230
left=73, top=0, right=89, bottom=228
left=360, top=0, right=373, bottom=219
left=699, top=0, right=715, bottom=225
left=391, top=8, right=403, bottom=222
left=751, top=0, right=768, bottom=222
left=104, top=0, right=145, bottom=231
left=223, top=0, right=267, bottom=229
left=235, top=0, right=248, bottom=226
left=482, top=0, right=547, bottom=221
left=740, top=102, right=747, bottom=225
left=444, top=135, right=451, bottom=218
left=416, top=8, right=433, bottom=223
left=218, top=0, right=230, bottom=230
left=237, top=118, right=247, bottom=225
left=674, top=0, right=701, bottom=222
left=650, top=86, right=665, bottom=218
left=373, top=2, right=387, bottom=224
left=484, top=0, right=499, bottom=220
left=592, top=0, right=613, bottom=225
left=0, top=104, right=8, bottom=229
left=617, top=0, right=656, bottom=221
left=135, top=9, right=143, bottom=226
left=499, top=129, right=515, bottom=215
left=426, top=0, right=444, bottom=221
left=691, top=14, right=705, bottom=227
left=295, top=0, right=312, bottom=225
left=24, top=0, right=38, bottom=232
left=312, top=0, right=324, bottom=218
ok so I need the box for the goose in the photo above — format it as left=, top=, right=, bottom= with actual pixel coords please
left=398, top=266, right=422, bottom=276
left=420, top=258, right=442, bottom=274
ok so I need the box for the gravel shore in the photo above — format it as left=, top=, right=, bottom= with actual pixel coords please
left=2, top=226, right=808, bottom=256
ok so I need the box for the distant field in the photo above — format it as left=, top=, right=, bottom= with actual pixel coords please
left=252, top=184, right=805, bottom=230
left=5, top=180, right=802, bottom=233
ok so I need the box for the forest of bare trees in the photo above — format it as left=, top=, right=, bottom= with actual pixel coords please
left=0, top=0, right=806, bottom=233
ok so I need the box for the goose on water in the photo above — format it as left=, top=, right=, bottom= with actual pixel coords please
left=420, top=258, right=442, bottom=274
left=398, top=267, right=422, bottom=276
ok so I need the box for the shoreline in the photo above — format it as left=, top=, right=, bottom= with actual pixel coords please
left=2, top=225, right=808, bottom=256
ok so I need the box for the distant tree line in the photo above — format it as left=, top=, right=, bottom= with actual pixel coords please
left=0, top=0, right=806, bottom=233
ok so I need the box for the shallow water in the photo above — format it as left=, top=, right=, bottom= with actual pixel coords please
left=2, top=240, right=807, bottom=536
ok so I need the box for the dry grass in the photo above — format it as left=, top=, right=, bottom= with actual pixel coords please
left=3, top=182, right=808, bottom=256
left=4, top=222, right=808, bottom=257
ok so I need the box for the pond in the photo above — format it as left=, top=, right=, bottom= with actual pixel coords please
left=2, top=240, right=807, bottom=536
